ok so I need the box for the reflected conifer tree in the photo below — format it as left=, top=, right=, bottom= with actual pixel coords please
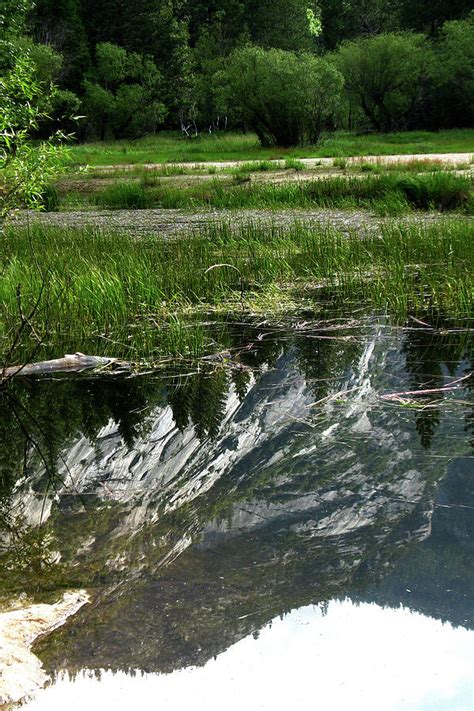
left=401, top=318, right=471, bottom=449
left=191, top=369, right=229, bottom=440
left=231, top=368, right=252, bottom=402
left=294, top=328, right=362, bottom=401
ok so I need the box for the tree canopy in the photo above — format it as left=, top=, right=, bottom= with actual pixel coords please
left=1, top=1, right=473, bottom=143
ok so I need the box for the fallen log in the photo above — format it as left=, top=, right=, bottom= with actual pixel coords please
left=1, top=352, right=130, bottom=380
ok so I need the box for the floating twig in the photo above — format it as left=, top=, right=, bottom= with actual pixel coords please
left=381, top=373, right=471, bottom=400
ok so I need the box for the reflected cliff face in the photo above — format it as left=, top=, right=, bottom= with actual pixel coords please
left=0, top=314, right=473, bottom=681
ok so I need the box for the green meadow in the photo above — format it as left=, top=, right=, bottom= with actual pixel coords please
left=68, top=129, right=474, bottom=167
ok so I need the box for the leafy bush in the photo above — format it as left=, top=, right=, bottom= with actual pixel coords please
left=82, top=42, right=167, bottom=140
left=0, top=52, right=69, bottom=214
left=225, top=46, right=343, bottom=147
left=336, top=33, right=429, bottom=132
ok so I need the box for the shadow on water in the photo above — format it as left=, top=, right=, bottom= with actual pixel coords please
left=0, top=312, right=473, bottom=680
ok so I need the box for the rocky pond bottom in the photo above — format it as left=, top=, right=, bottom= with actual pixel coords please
left=1, top=316, right=473, bottom=709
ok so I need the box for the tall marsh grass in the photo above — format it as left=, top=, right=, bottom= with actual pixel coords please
left=1, top=220, right=472, bottom=361
left=94, top=172, right=473, bottom=213
left=95, top=182, right=151, bottom=209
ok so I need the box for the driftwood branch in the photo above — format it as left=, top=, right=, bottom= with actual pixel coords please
left=1, top=353, right=130, bottom=380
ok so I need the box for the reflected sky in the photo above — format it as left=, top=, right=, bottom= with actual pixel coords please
left=23, top=599, right=474, bottom=711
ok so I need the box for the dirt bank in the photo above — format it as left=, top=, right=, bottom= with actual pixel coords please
left=92, top=151, right=474, bottom=173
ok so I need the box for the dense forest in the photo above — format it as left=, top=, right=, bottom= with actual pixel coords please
left=1, top=1, right=474, bottom=144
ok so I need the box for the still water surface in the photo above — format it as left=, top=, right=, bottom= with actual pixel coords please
left=1, top=315, right=473, bottom=708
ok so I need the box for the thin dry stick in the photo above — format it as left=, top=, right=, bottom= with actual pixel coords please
left=381, top=373, right=471, bottom=400
left=1, top=278, right=47, bottom=381
left=15, top=284, right=43, bottom=344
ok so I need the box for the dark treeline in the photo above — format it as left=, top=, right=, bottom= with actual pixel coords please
left=3, top=1, right=474, bottom=143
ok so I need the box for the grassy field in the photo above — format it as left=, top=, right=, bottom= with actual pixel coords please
left=69, top=129, right=474, bottom=167
left=77, top=156, right=469, bottom=182
left=4, top=130, right=473, bottom=368
left=2, top=220, right=472, bottom=363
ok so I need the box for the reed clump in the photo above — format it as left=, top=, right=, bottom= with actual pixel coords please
left=95, top=182, right=151, bottom=209
left=92, top=172, right=472, bottom=214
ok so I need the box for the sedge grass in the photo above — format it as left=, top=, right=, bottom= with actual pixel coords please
left=93, top=171, right=473, bottom=214
left=353, top=159, right=458, bottom=174
left=94, top=182, right=151, bottom=209
left=1, top=220, right=472, bottom=362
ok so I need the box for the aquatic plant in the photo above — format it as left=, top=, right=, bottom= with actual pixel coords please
left=1, top=219, right=472, bottom=361
left=94, top=182, right=150, bottom=209
left=93, top=172, right=472, bottom=214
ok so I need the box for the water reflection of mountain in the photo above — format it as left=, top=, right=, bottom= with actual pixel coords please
left=359, top=456, right=474, bottom=629
left=0, top=319, right=472, bottom=676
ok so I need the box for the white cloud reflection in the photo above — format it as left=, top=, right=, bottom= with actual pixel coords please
left=24, top=599, right=473, bottom=711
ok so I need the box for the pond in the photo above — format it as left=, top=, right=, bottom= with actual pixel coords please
left=1, top=314, right=473, bottom=709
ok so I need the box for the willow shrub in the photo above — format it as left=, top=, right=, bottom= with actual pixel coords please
left=336, top=33, right=429, bottom=132
left=224, top=46, right=343, bottom=148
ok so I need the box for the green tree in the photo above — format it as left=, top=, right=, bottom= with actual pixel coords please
left=399, top=0, right=473, bottom=34
left=319, top=0, right=400, bottom=49
left=183, top=17, right=244, bottom=133
left=79, top=0, right=192, bottom=123
left=336, top=33, right=429, bottom=132
left=187, top=1, right=247, bottom=48
left=429, top=14, right=474, bottom=127
left=1, top=0, right=32, bottom=42
left=19, top=38, right=63, bottom=84
left=245, top=0, right=321, bottom=50
left=81, top=42, right=167, bottom=139
left=31, top=0, right=91, bottom=90
left=8, top=37, right=80, bottom=136
left=81, top=80, right=115, bottom=140
left=226, top=46, right=343, bottom=147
